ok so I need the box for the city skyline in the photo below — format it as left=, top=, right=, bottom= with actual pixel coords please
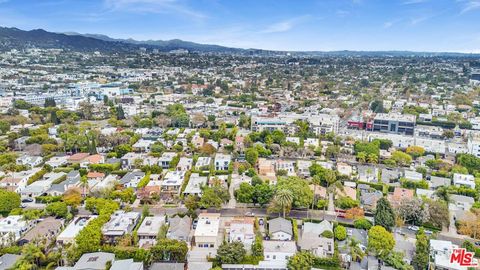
left=0, top=0, right=479, bottom=53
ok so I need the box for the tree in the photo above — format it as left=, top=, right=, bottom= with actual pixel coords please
left=216, top=241, right=246, bottom=264
left=150, top=239, right=188, bottom=262
left=46, top=202, right=68, bottom=218
left=0, top=120, right=11, bottom=135
left=0, top=189, right=20, bottom=215
left=426, top=199, right=450, bottom=229
left=396, top=197, right=429, bottom=226
left=357, top=152, right=367, bottom=163
left=354, top=218, right=372, bottom=230
left=368, top=225, right=395, bottom=258
left=276, top=177, right=313, bottom=208
left=335, top=196, right=359, bottom=209
left=345, top=207, right=365, bottom=220
left=184, top=195, right=199, bottom=213
left=349, top=238, right=365, bottom=262
left=392, top=151, right=412, bottom=166
left=335, top=225, right=347, bottom=241
left=245, top=148, right=259, bottom=166
left=412, top=229, right=429, bottom=270
left=374, top=197, right=395, bottom=231
left=457, top=154, right=480, bottom=174
left=199, top=184, right=230, bottom=209
left=406, top=146, right=425, bottom=158
left=253, top=183, right=274, bottom=206
left=116, top=105, right=126, bottom=120
left=287, top=251, right=315, bottom=270
left=235, top=183, right=255, bottom=203
left=272, top=189, right=293, bottom=218
left=367, top=153, right=378, bottom=164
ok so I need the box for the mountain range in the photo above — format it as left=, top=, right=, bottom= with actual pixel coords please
left=0, top=26, right=479, bottom=57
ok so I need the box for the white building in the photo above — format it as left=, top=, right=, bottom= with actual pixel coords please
left=194, top=213, right=220, bottom=248
left=183, top=173, right=208, bottom=197
left=453, top=173, right=475, bottom=189
left=57, top=216, right=97, bottom=245
left=0, top=216, right=33, bottom=246
left=214, top=154, right=231, bottom=171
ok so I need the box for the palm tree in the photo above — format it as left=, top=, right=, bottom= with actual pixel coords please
left=367, top=153, right=378, bottom=164
left=349, top=238, right=365, bottom=263
left=79, top=175, right=89, bottom=197
left=274, top=189, right=293, bottom=218
left=357, top=152, right=367, bottom=163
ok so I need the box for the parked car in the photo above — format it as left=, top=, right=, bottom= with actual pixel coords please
left=408, top=225, right=419, bottom=231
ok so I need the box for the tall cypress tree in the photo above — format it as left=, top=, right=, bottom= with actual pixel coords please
left=374, top=197, right=395, bottom=231
left=412, top=229, right=429, bottom=270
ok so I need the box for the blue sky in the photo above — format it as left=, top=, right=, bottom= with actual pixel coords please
left=0, top=0, right=479, bottom=52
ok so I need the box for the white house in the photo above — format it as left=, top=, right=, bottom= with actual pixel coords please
left=214, top=154, right=231, bottom=171
left=453, top=173, right=475, bottom=189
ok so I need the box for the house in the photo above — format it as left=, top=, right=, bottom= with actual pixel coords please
left=110, top=259, right=143, bottom=270
left=80, top=154, right=105, bottom=168
left=67, top=153, right=90, bottom=164
left=45, top=155, right=68, bottom=168
left=86, top=171, right=105, bottom=182
left=214, top=153, right=231, bottom=171
left=404, top=170, right=423, bottom=182
left=262, top=240, right=297, bottom=266
left=274, top=160, right=296, bottom=176
left=18, top=217, right=63, bottom=246
left=296, top=160, right=312, bottom=178
left=389, top=187, right=414, bottom=207
left=381, top=168, right=403, bottom=184
left=46, top=171, right=81, bottom=196
left=159, top=152, right=177, bottom=169
left=268, top=217, right=293, bottom=241
left=357, top=166, right=379, bottom=183
left=68, top=252, right=115, bottom=270
left=120, top=171, right=145, bottom=188
left=161, top=171, right=186, bottom=194
left=16, top=155, right=43, bottom=167
left=191, top=135, right=205, bottom=149
left=194, top=213, right=220, bottom=248
left=449, top=194, right=475, bottom=211
left=121, top=152, right=144, bottom=169
left=299, top=221, right=334, bottom=257
left=20, top=172, right=66, bottom=199
left=195, top=157, right=211, bottom=171
left=167, top=216, right=192, bottom=243
left=132, top=139, right=154, bottom=152
left=258, top=158, right=276, bottom=184
left=416, top=189, right=436, bottom=199
left=337, top=162, right=353, bottom=176
left=183, top=173, right=208, bottom=197
left=226, top=218, right=255, bottom=248
left=0, top=168, right=40, bottom=192
left=429, top=176, right=451, bottom=189
left=360, top=188, right=383, bottom=211
left=304, top=138, right=319, bottom=147
left=453, top=173, right=475, bottom=189
left=102, top=211, right=141, bottom=243
left=137, top=216, right=166, bottom=248
left=57, top=216, right=97, bottom=245
left=429, top=240, right=468, bottom=270
left=0, top=254, right=20, bottom=270
left=0, top=216, right=33, bottom=246
left=176, top=157, right=193, bottom=171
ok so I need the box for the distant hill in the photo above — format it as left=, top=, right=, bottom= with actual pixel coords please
left=0, top=27, right=138, bottom=52
left=0, top=26, right=479, bottom=57
left=65, top=32, right=244, bottom=53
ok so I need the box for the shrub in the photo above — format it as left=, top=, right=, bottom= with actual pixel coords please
left=354, top=218, right=372, bottom=230
left=334, top=225, right=347, bottom=241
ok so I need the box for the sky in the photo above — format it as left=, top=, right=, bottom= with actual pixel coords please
left=0, top=0, right=479, bottom=52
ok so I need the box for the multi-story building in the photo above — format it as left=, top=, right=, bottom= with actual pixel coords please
left=372, top=113, right=415, bottom=135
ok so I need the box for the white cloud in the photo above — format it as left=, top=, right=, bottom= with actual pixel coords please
left=103, top=0, right=206, bottom=19
left=460, top=0, right=480, bottom=13
left=383, top=21, right=394, bottom=28
left=260, top=15, right=311, bottom=34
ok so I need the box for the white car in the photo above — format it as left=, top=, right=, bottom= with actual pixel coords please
left=408, top=225, right=419, bottom=231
